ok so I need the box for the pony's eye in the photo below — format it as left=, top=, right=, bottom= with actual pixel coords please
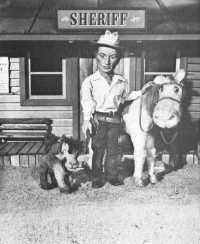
left=174, top=86, right=180, bottom=93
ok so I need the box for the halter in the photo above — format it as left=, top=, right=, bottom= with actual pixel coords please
left=156, top=96, right=182, bottom=105
left=139, top=81, right=183, bottom=133
left=155, top=80, right=183, bottom=104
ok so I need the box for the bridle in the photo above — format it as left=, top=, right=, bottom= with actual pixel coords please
left=155, top=81, right=183, bottom=105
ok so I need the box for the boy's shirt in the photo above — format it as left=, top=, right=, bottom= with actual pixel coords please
left=81, top=70, right=128, bottom=121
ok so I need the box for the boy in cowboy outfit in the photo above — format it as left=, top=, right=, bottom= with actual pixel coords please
left=81, top=30, right=141, bottom=188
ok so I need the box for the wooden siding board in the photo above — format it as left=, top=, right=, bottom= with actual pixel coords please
left=136, top=57, right=142, bottom=90
left=190, top=96, right=200, bottom=103
left=188, top=103, right=200, bottom=111
left=79, top=57, right=93, bottom=140
left=114, top=58, right=124, bottom=75
left=79, top=58, right=93, bottom=84
left=190, top=87, right=200, bottom=94
left=52, top=119, right=72, bottom=127
left=65, top=57, right=79, bottom=138
left=10, top=79, right=20, bottom=87
left=129, top=56, right=136, bottom=91
left=10, top=70, right=20, bottom=79
left=10, top=155, right=20, bottom=167
left=28, top=155, right=36, bottom=167
left=188, top=64, right=200, bottom=72
left=52, top=127, right=72, bottom=137
left=0, top=131, right=47, bottom=138
left=182, top=56, right=200, bottom=121
left=10, top=58, right=21, bottom=63
left=0, top=110, right=72, bottom=118
left=0, top=156, right=4, bottom=168
left=187, top=72, right=200, bottom=79
left=188, top=57, right=200, bottom=63
left=0, top=95, right=20, bottom=103
left=10, top=62, right=20, bottom=70
left=0, top=118, right=52, bottom=124
left=188, top=111, right=200, bottom=119
left=0, top=104, right=72, bottom=111
left=19, top=155, right=29, bottom=167
left=190, top=80, right=200, bottom=88
left=0, top=124, right=49, bottom=130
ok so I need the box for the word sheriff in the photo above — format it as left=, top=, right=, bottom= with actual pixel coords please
left=70, top=12, right=129, bottom=26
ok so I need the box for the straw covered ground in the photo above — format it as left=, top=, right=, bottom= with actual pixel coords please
left=0, top=164, right=200, bottom=244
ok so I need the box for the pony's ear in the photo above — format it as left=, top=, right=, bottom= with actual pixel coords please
left=153, top=75, right=166, bottom=85
left=174, top=69, right=185, bottom=83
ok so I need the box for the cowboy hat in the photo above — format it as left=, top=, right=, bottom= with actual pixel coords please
left=93, top=30, right=122, bottom=50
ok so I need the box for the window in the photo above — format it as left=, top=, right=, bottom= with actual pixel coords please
left=28, top=54, right=66, bottom=99
left=21, top=42, right=71, bottom=106
left=143, top=44, right=180, bottom=83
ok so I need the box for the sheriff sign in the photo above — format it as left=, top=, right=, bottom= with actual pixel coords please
left=58, top=10, right=146, bottom=30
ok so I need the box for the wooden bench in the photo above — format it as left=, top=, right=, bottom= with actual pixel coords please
left=0, top=118, right=52, bottom=141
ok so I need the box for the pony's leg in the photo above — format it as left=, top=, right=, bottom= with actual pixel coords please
left=53, top=162, right=70, bottom=193
left=131, top=136, right=146, bottom=187
left=146, top=135, right=157, bottom=184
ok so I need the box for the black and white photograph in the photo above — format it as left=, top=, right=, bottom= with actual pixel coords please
left=0, top=0, right=200, bottom=243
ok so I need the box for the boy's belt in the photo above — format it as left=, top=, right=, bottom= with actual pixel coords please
left=95, top=111, right=121, bottom=123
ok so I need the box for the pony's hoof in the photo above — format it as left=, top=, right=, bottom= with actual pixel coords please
left=150, top=174, right=157, bottom=184
left=134, top=177, right=145, bottom=187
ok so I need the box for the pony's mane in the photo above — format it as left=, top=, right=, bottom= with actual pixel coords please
left=142, top=84, right=160, bottom=116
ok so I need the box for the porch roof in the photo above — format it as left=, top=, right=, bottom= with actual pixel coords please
left=0, top=0, right=199, bottom=40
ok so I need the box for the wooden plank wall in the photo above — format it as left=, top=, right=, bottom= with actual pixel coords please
left=182, top=57, right=200, bottom=120
left=0, top=58, right=73, bottom=137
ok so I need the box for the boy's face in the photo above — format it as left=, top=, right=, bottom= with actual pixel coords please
left=96, top=46, right=119, bottom=74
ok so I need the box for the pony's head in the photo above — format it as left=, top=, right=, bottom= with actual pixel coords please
left=151, top=69, right=185, bottom=128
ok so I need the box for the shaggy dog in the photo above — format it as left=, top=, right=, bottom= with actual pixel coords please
left=39, top=135, right=91, bottom=193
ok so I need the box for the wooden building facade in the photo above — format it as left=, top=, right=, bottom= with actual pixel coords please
left=0, top=0, right=200, bottom=141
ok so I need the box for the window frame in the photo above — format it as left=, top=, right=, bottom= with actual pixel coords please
left=21, top=54, right=70, bottom=106
left=143, top=50, right=181, bottom=83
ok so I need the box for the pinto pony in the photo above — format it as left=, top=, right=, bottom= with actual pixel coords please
left=122, top=69, right=185, bottom=186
